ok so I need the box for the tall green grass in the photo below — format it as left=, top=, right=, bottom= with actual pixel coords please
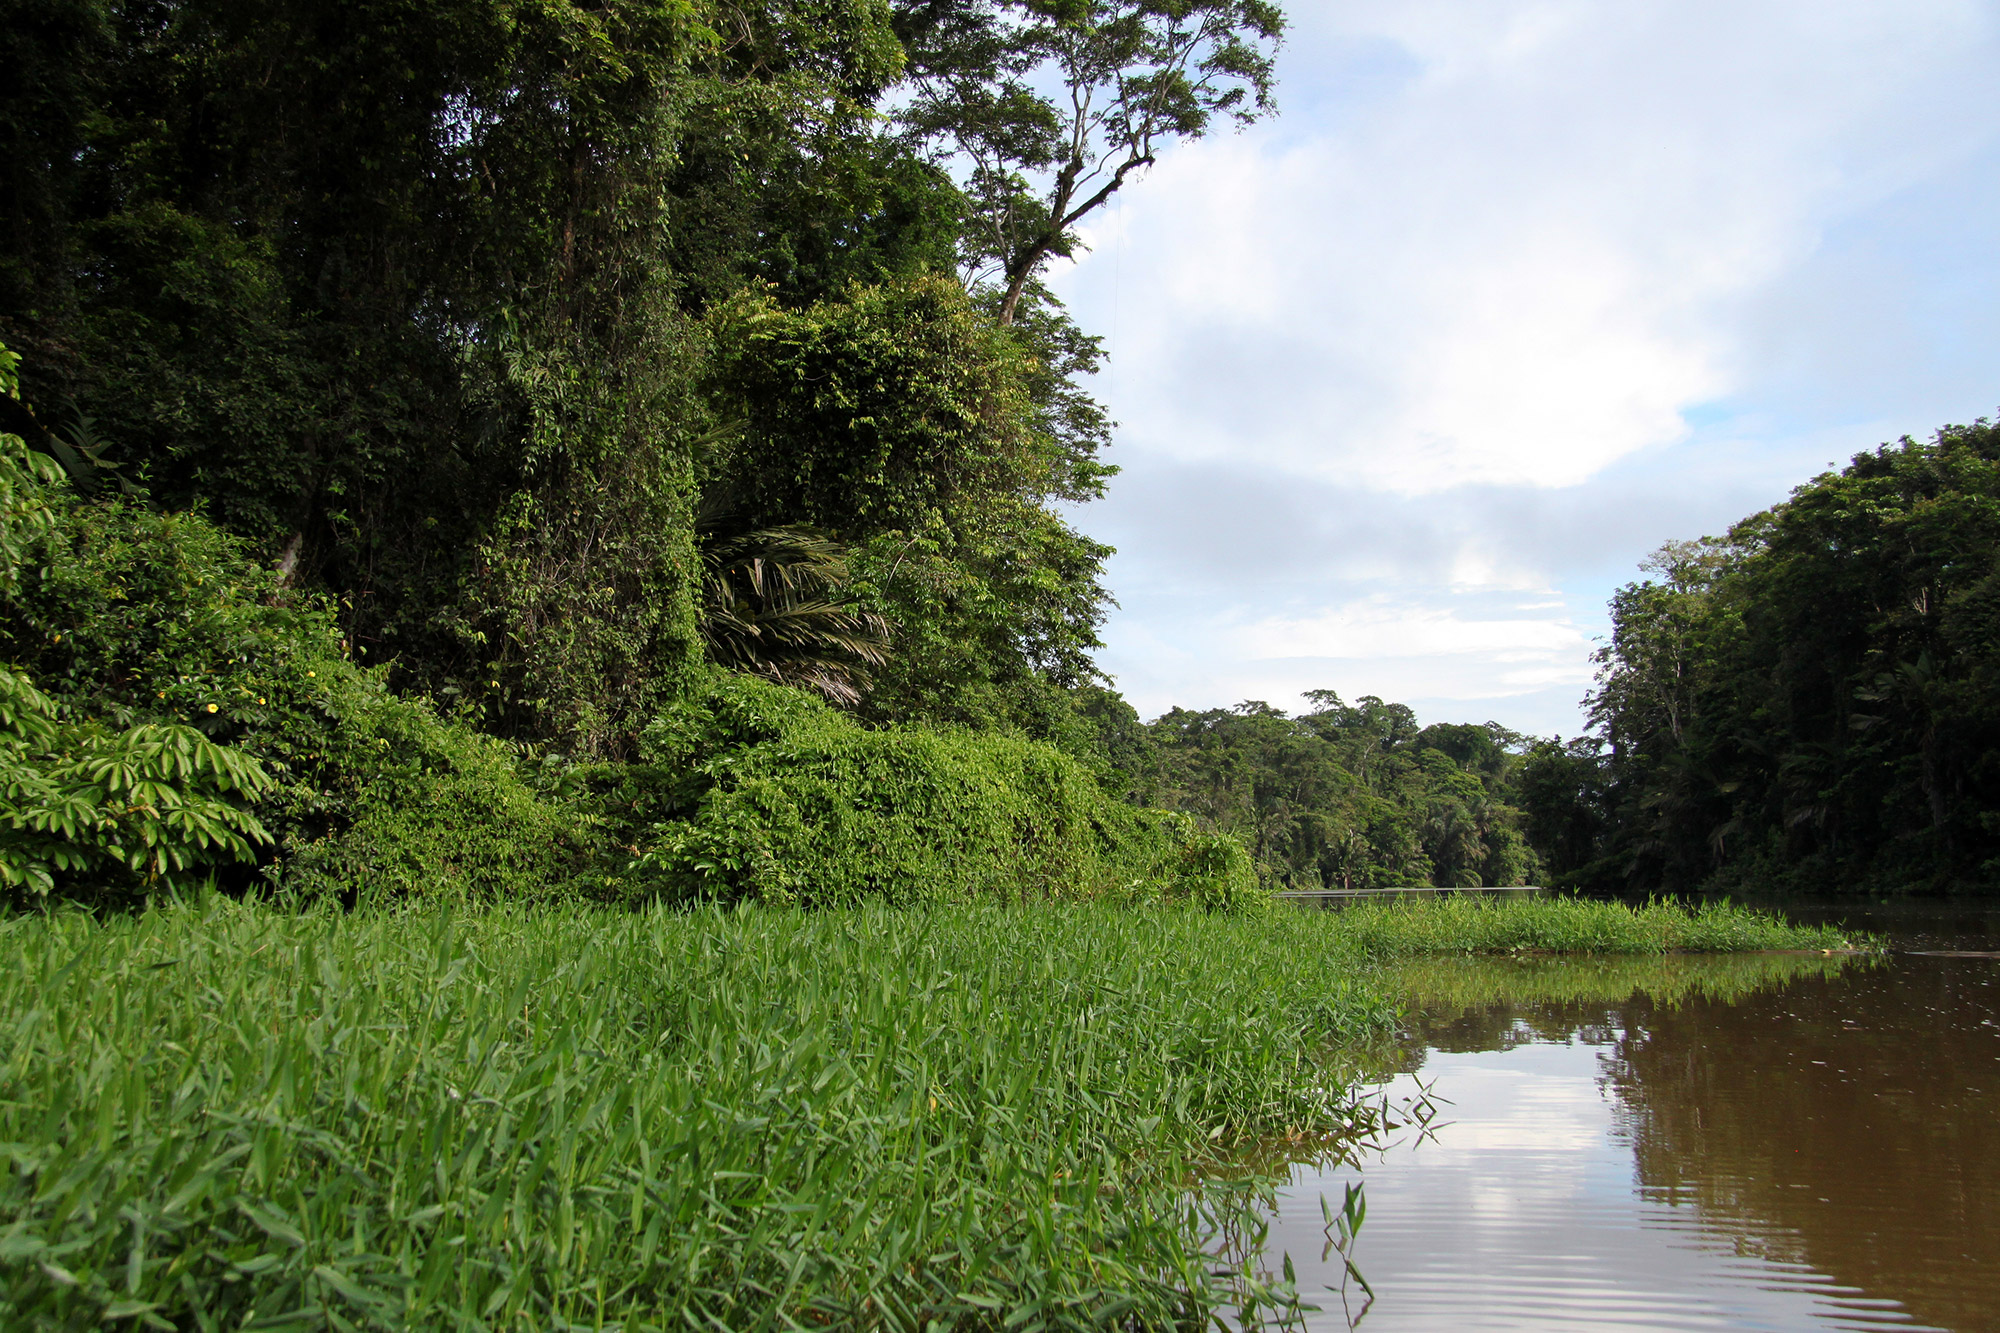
left=0, top=901, right=1392, bottom=1330
left=0, top=894, right=1852, bottom=1329
left=1315, top=894, right=1864, bottom=956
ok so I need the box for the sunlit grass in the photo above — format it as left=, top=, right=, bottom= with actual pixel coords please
left=0, top=900, right=1393, bottom=1330
left=0, top=893, right=1853, bottom=1328
left=1376, top=949, right=1865, bottom=1015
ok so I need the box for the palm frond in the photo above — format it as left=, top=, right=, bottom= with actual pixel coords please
left=698, top=518, right=893, bottom=706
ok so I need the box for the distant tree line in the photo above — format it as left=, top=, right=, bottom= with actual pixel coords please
left=1082, top=689, right=1541, bottom=889
left=1106, top=416, right=2000, bottom=898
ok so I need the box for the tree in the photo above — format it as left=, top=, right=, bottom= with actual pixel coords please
left=1514, top=737, right=1609, bottom=884
left=705, top=272, right=1114, bottom=741
left=0, top=0, right=958, bottom=755
left=1136, top=691, right=1538, bottom=890
left=1564, top=418, right=2000, bottom=893
left=895, top=0, right=1285, bottom=323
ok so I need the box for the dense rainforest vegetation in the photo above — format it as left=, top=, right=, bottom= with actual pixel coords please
left=1521, top=420, right=2000, bottom=896
left=1085, top=691, right=1539, bottom=890
left=0, top=0, right=1989, bottom=905
left=0, top=0, right=1555, bottom=905
left=3, top=0, right=1204, bottom=755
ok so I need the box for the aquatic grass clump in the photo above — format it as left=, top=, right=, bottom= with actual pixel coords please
left=1317, top=894, right=1865, bottom=956
left=1376, top=950, right=1866, bottom=1016
left=0, top=900, right=1393, bottom=1330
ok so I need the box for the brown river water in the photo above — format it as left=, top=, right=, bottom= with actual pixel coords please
left=1253, top=903, right=2000, bottom=1331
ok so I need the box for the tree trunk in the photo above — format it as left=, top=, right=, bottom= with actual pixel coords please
left=996, top=245, right=1049, bottom=325
left=997, top=269, right=1031, bottom=326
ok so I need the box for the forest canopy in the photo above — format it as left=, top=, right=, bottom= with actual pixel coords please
left=1520, top=419, right=2000, bottom=895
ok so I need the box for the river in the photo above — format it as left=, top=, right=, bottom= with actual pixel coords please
left=1254, top=902, right=2000, bottom=1331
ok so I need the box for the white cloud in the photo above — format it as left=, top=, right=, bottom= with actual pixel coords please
left=1046, top=0, right=2000, bottom=732
left=1097, top=582, right=1602, bottom=730
left=1238, top=597, right=1588, bottom=664
left=1061, top=0, right=1997, bottom=494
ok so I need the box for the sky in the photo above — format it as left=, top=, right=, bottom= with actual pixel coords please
left=1045, top=0, right=2000, bottom=738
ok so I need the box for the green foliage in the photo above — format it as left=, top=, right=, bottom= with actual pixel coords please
left=697, top=518, right=890, bottom=705
left=1126, top=691, right=1541, bottom=890
left=1160, top=815, right=1266, bottom=913
left=0, top=898, right=1395, bottom=1329
left=466, top=404, right=705, bottom=758
left=896, top=0, right=1287, bottom=323
left=2, top=0, right=1190, bottom=762
left=593, top=672, right=1265, bottom=908
left=0, top=2, right=1342, bottom=909
left=0, top=397, right=584, bottom=905
left=665, top=36, right=963, bottom=307
left=4, top=1, right=1181, bottom=759
left=1514, top=736, right=1610, bottom=882
left=1375, top=949, right=1864, bottom=1019
left=706, top=274, right=1115, bottom=741
left=261, top=672, right=588, bottom=907
left=4, top=0, right=878, bottom=752
left=1551, top=420, right=2000, bottom=893
left=0, top=665, right=271, bottom=899
left=0, top=423, right=272, bottom=899
left=709, top=273, right=1027, bottom=533
left=0, top=432, right=60, bottom=597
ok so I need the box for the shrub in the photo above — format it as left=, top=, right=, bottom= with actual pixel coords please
left=0, top=361, right=276, bottom=897
left=596, top=672, right=1267, bottom=908
left=0, top=664, right=271, bottom=899
left=261, top=672, right=590, bottom=906
left=1161, top=817, right=1266, bottom=913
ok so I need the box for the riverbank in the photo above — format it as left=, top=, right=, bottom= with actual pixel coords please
left=0, top=895, right=1856, bottom=1328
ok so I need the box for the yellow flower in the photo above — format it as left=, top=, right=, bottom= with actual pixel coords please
left=307, top=670, right=316, bottom=677
left=206, top=703, right=218, bottom=713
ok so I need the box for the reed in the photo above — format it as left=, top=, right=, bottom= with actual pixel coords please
left=1374, top=949, right=1865, bottom=1015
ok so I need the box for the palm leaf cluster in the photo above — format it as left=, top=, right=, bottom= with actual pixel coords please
left=699, top=522, right=891, bottom=706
